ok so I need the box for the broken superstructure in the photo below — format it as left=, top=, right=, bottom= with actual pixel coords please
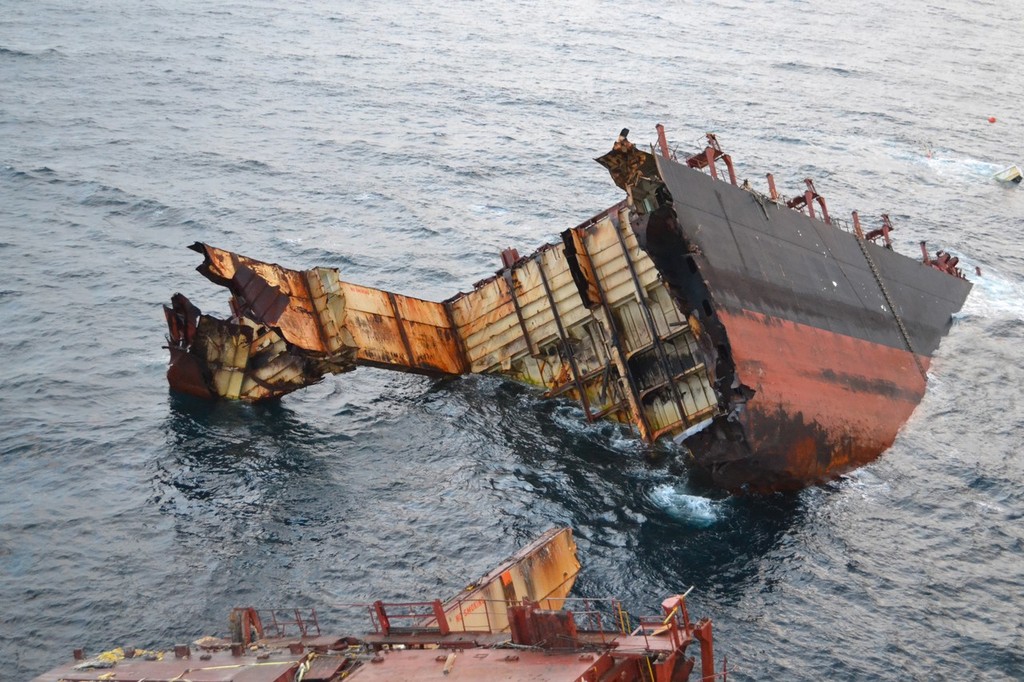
left=165, top=125, right=971, bottom=492
left=33, top=528, right=723, bottom=682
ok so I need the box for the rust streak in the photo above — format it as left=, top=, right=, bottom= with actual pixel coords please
left=502, top=269, right=538, bottom=356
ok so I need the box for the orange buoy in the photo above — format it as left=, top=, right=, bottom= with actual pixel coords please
left=988, top=116, right=997, bottom=123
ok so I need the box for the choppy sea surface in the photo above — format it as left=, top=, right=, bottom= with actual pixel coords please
left=2, top=1, right=1023, bottom=679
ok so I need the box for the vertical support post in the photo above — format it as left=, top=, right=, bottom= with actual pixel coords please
left=656, top=123, right=671, bottom=159
left=502, top=270, right=538, bottom=356
left=881, top=214, right=893, bottom=248
left=432, top=600, right=450, bottom=635
left=802, top=178, right=829, bottom=223
left=852, top=211, right=865, bottom=239
left=704, top=147, right=719, bottom=181
left=457, top=599, right=467, bottom=632
left=386, top=291, right=416, bottom=368
left=308, top=608, right=320, bottom=636
left=722, top=154, right=738, bottom=186
left=373, top=601, right=391, bottom=636
left=766, top=173, right=779, bottom=201
left=815, top=196, right=831, bottom=224
left=694, top=620, right=716, bottom=682
left=535, top=253, right=593, bottom=420
left=573, top=228, right=653, bottom=440
left=442, top=303, right=471, bottom=374
left=610, top=212, right=692, bottom=430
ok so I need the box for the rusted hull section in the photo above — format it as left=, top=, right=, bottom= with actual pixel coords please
left=686, top=309, right=931, bottom=492
left=167, top=211, right=718, bottom=441
left=164, top=125, right=972, bottom=492
left=165, top=244, right=468, bottom=400
left=605, top=129, right=971, bottom=491
left=34, top=528, right=720, bottom=682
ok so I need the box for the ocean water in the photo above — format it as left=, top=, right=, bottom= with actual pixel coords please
left=2, top=1, right=1022, bottom=679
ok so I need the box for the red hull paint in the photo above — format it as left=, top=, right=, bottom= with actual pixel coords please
left=693, top=309, right=930, bottom=492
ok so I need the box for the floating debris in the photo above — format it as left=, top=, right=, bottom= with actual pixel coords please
left=993, top=164, right=1022, bottom=184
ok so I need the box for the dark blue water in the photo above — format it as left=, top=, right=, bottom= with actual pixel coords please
left=2, top=1, right=1022, bottom=679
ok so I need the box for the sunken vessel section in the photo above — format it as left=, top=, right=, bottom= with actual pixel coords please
left=163, top=125, right=971, bottom=493
left=599, top=127, right=972, bottom=491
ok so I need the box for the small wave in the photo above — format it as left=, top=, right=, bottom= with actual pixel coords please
left=220, top=158, right=279, bottom=175
left=0, top=166, right=30, bottom=182
left=774, top=61, right=809, bottom=72
left=959, top=269, right=1024, bottom=321
left=772, top=62, right=865, bottom=78
left=0, top=47, right=61, bottom=59
left=648, top=484, right=723, bottom=526
left=352, top=192, right=387, bottom=204
left=830, top=468, right=892, bottom=499
left=469, top=204, right=509, bottom=216
left=79, top=186, right=130, bottom=207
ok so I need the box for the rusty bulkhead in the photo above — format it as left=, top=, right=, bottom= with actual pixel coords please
left=596, top=129, right=754, bottom=488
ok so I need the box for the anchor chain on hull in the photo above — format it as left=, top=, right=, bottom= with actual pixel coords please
left=852, top=233, right=928, bottom=381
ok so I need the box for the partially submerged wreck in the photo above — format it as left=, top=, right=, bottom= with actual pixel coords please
left=165, top=125, right=972, bottom=492
left=34, top=528, right=723, bottom=682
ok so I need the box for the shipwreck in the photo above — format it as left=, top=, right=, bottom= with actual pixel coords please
left=34, top=528, right=723, bottom=682
left=165, top=125, right=972, bottom=492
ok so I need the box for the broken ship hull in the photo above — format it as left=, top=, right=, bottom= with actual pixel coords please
left=164, top=126, right=971, bottom=492
left=691, top=308, right=933, bottom=491
left=613, top=135, right=972, bottom=491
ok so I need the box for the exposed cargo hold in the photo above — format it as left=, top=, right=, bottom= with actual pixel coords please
left=32, top=528, right=723, bottom=682
left=165, top=125, right=971, bottom=492
left=165, top=208, right=719, bottom=441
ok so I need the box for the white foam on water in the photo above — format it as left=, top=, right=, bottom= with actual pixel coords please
left=468, top=204, right=509, bottom=216
left=960, top=267, right=1024, bottom=321
left=834, top=468, right=892, bottom=501
left=923, top=153, right=1004, bottom=181
left=891, top=142, right=1005, bottom=182
left=648, top=484, right=723, bottom=526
